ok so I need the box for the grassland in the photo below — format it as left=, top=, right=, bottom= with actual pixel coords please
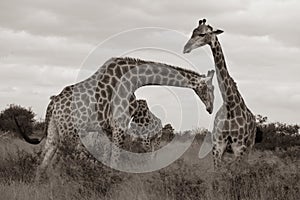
left=0, top=131, right=299, bottom=200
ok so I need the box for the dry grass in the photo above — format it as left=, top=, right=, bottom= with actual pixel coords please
left=0, top=132, right=299, bottom=200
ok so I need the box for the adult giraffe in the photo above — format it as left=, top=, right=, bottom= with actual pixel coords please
left=184, top=19, right=259, bottom=169
left=15, top=57, right=215, bottom=179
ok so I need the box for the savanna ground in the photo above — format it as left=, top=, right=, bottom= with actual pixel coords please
left=1, top=123, right=300, bottom=200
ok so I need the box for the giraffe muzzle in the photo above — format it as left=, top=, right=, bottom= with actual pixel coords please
left=183, top=40, right=193, bottom=53
left=206, top=107, right=213, bottom=114
left=183, top=47, right=191, bottom=54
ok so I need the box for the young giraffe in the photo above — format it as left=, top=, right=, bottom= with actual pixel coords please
left=184, top=19, right=257, bottom=169
left=15, top=57, right=215, bottom=178
left=128, top=99, right=163, bottom=153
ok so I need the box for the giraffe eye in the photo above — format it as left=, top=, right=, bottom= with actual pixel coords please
left=199, top=33, right=206, bottom=37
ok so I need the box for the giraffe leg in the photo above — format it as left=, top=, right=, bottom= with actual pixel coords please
left=232, top=144, right=249, bottom=167
left=110, top=126, right=126, bottom=168
left=152, top=133, right=161, bottom=151
left=36, top=118, right=59, bottom=182
left=103, top=140, right=112, bottom=165
left=212, top=142, right=226, bottom=171
left=141, top=135, right=160, bottom=160
left=212, top=144, right=221, bottom=170
left=140, top=129, right=162, bottom=160
left=151, top=134, right=162, bottom=160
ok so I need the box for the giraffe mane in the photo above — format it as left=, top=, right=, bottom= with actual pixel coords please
left=118, top=57, right=205, bottom=78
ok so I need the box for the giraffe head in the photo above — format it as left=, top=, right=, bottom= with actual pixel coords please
left=183, top=19, right=223, bottom=53
left=193, top=70, right=215, bottom=114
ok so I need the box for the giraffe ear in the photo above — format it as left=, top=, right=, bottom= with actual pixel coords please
left=206, top=70, right=215, bottom=81
left=213, top=29, right=224, bottom=35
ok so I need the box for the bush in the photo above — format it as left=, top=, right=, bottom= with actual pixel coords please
left=273, top=122, right=299, bottom=135
left=254, top=115, right=300, bottom=152
left=255, top=123, right=300, bottom=152
left=160, top=124, right=175, bottom=142
left=0, top=104, right=36, bottom=135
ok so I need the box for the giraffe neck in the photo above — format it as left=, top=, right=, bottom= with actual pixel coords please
left=137, top=65, right=196, bottom=89
left=209, top=39, right=244, bottom=107
left=114, top=58, right=203, bottom=91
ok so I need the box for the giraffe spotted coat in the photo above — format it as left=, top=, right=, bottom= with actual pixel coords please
left=15, top=57, right=215, bottom=179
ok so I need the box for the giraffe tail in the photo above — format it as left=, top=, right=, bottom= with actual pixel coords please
left=255, top=126, right=263, bottom=143
left=13, top=116, right=45, bottom=144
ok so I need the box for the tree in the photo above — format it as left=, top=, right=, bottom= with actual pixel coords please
left=256, top=114, right=268, bottom=124
left=0, top=104, right=35, bottom=134
left=161, top=124, right=175, bottom=142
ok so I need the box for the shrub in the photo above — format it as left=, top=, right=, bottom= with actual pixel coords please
left=160, top=124, right=175, bottom=142
left=255, top=123, right=300, bottom=152
left=0, top=104, right=36, bottom=135
left=254, top=115, right=300, bottom=152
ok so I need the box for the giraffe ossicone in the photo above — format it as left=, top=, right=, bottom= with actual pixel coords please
left=184, top=19, right=258, bottom=169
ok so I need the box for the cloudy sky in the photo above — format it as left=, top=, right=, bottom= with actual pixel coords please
left=0, top=0, right=299, bottom=130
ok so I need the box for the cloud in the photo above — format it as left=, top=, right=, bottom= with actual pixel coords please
left=1, top=0, right=298, bottom=48
left=213, top=0, right=300, bottom=48
left=0, top=0, right=299, bottom=125
left=0, top=27, right=92, bottom=68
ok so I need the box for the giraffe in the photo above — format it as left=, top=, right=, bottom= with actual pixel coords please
left=183, top=19, right=257, bottom=169
left=128, top=99, right=163, bottom=153
left=15, top=57, right=215, bottom=179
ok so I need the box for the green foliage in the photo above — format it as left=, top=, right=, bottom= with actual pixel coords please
left=0, top=104, right=36, bottom=135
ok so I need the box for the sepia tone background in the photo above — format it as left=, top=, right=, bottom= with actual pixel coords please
left=0, top=0, right=299, bottom=127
